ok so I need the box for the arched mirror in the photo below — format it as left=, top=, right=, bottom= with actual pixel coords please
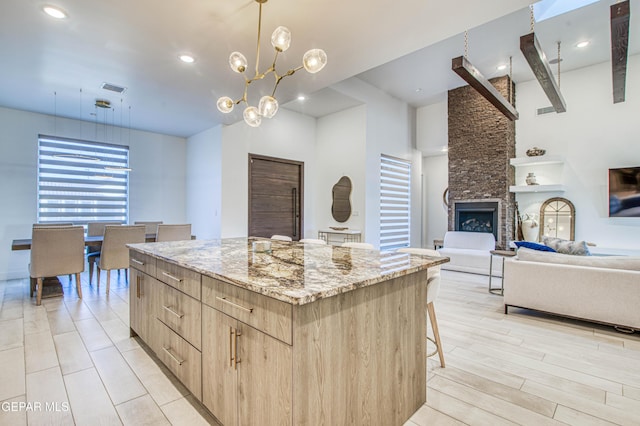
left=331, top=176, right=352, bottom=222
left=539, top=197, right=575, bottom=241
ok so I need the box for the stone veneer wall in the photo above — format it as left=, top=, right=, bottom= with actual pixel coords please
left=447, top=76, right=516, bottom=249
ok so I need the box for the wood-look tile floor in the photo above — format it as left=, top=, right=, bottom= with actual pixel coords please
left=1, top=270, right=639, bottom=425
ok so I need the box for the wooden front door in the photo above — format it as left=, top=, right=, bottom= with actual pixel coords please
left=248, top=154, right=303, bottom=240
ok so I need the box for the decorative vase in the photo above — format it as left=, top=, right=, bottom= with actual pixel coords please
left=521, top=214, right=539, bottom=242
left=525, top=172, right=538, bottom=185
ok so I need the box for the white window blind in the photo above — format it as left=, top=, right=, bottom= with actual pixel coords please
left=380, top=154, right=411, bottom=251
left=37, top=135, right=129, bottom=227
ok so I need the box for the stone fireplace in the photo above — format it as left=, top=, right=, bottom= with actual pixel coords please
left=447, top=76, right=516, bottom=249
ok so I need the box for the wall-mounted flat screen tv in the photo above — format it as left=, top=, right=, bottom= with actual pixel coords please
left=609, top=167, right=640, bottom=217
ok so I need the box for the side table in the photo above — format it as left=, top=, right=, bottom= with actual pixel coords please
left=489, top=249, right=516, bottom=295
left=433, top=239, right=444, bottom=250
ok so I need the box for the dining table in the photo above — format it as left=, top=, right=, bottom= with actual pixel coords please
left=10, top=233, right=193, bottom=251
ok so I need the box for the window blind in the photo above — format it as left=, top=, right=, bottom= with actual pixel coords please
left=380, top=154, right=411, bottom=251
left=37, top=135, right=129, bottom=227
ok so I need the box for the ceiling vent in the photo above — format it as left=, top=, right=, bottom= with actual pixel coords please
left=95, top=99, right=111, bottom=108
left=100, top=82, right=127, bottom=94
left=536, top=106, right=555, bottom=115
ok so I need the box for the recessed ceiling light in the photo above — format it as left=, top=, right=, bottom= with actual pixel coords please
left=297, top=95, right=306, bottom=101
left=178, top=54, right=195, bottom=63
left=576, top=40, right=590, bottom=48
left=415, top=88, right=422, bottom=93
left=497, top=64, right=507, bottom=71
left=42, top=5, right=67, bottom=19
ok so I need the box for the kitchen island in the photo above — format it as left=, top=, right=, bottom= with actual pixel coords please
left=128, top=238, right=448, bottom=425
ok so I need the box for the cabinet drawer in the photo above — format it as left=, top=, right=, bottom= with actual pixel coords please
left=156, top=321, right=202, bottom=401
left=202, top=276, right=292, bottom=345
left=156, top=259, right=201, bottom=300
left=129, top=251, right=156, bottom=277
left=157, top=283, right=202, bottom=350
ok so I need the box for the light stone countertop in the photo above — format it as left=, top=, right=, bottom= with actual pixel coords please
left=128, top=237, right=449, bottom=305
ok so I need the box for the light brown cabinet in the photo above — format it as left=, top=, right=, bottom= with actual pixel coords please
left=129, top=268, right=157, bottom=344
left=202, top=305, right=291, bottom=426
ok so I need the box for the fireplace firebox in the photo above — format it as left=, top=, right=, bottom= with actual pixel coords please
left=454, top=201, right=499, bottom=241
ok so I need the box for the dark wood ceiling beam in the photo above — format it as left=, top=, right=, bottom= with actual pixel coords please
left=611, top=0, right=630, bottom=104
left=451, top=56, right=519, bottom=121
left=520, top=32, right=566, bottom=113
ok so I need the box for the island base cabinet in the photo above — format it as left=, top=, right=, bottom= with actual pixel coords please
left=156, top=321, right=202, bottom=401
left=202, top=305, right=292, bottom=426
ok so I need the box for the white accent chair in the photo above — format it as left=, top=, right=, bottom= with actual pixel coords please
left=156, top=224, right=192, bottom=242
left=271, top=235, right=293, bottom=241
left=397, top=247, right=445, bottom=367
left=342, top=242, right=375, bottom=250
left=95, top=225, right=146, bottom=293
left=30, top=225, right=85, bottom=305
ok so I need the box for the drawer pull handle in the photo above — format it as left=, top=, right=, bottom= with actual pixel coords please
left=229, top=327, right=234, bottom=367
left=162, top=347, right=184, bottom=366
left=131, top=258, right=144, bottom=266
left=162, top=272, right=183, bottom=283
left=163, top=305, right=184, bottom=319
left=216, top=296, right=253, bottom=314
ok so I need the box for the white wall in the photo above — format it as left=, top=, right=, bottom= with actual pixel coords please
left=514, top=54, right=640, bottom=250
left=0, top=106, right=187, bottom=280
left=220, top=109, right=317, bottom=238
left=186, top=125, right=222, bottom=240
left=333, top=78, right=420, bottom=248
left=315, top=105, right=367, bottom=238
left=422, top=155, right=449, bottom=247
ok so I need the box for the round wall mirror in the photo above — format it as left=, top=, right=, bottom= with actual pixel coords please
left=331, top=176, right=352, bottom=223
left=539, top=197, right=575, bottom=241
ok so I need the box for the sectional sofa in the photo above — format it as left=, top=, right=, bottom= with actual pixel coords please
left=504, top=247, right=640, bottom=331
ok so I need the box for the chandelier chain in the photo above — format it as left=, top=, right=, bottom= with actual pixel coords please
left=530, top=5, right=535, bottom=32
left=464, top=31, right=468, bottom=58
left=557, top=41, right=561, bottom=88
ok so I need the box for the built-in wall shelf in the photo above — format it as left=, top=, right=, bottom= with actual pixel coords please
left=509, top=184, right=566, bottom=193
left=510, top=155, right=565, bottom=167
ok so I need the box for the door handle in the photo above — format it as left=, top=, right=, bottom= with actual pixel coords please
left=292, top=187, right=297, bottom=237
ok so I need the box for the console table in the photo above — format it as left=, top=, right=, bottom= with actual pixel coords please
left=317, top=228, right=361, bottom=245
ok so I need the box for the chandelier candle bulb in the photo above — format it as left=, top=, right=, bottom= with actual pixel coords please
left=258, top=96, right=278, bottom=118
left=303, top=49, right=328, bottom=73
left=229, top=52, right=248, bottom=73
left=271, top=26, right=292, bottom=52
left=243, top=106, right=262, bottom=127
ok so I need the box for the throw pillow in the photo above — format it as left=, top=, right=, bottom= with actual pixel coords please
left=542, top=236, right=591, bottom=256
left=514, top=241, right=557, bottom=252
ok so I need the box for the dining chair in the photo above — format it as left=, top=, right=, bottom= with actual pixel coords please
left=134, top=221, right=163, bottom=234
left=156, top=224, right=192, bottom=242
left=30, top=225, right=85, bottom=305
left=87, top=221, right=122, bottom=286
left=271, top=235, right=293, bottom=241
left=341, top=242, right=375, bottom=250
left=397, top=247, right=445, bottom=367
left=95, top=225, right=146, bottom=293
left=32, top=222, right=74, bottom=228
left=299, top=238, right=327, bottom=245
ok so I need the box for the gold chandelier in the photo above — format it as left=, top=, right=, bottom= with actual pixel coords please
left=216, top=0, right=327, bottom=127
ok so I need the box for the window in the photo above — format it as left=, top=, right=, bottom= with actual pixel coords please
left=37, top=135, right=129, bottom=227
left=380, top=154, right=411, bottom=251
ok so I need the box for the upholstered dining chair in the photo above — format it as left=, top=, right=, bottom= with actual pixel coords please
left=87, top=221, right=121, bottom=285
left=30, top=225, right=85, bottom=306
left=341, top=242, right=375, bottom=250
left=397, top=247, right=445, bottom=367
left=32, top=222, right=74, bottom=228
left=271, top=235, right=293, bottom=241
left=156, top=224, right=192, bottom=242
left=95, top=225, right=146, bottom=293
left=134, top=221, right=163, bottom=234
left=299, top=238, right=327, bottom=244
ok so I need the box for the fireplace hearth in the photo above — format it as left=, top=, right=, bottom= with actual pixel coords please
left=454, top=201, right=499, bottom=242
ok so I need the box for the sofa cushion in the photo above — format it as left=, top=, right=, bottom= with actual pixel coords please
left=516, top=247, right=640, bottom=271
left=542, top=237, right=591, bottom=256
left=443, top=231, right=495, bottom=250
left=514, top=241, right=556, bottom=252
